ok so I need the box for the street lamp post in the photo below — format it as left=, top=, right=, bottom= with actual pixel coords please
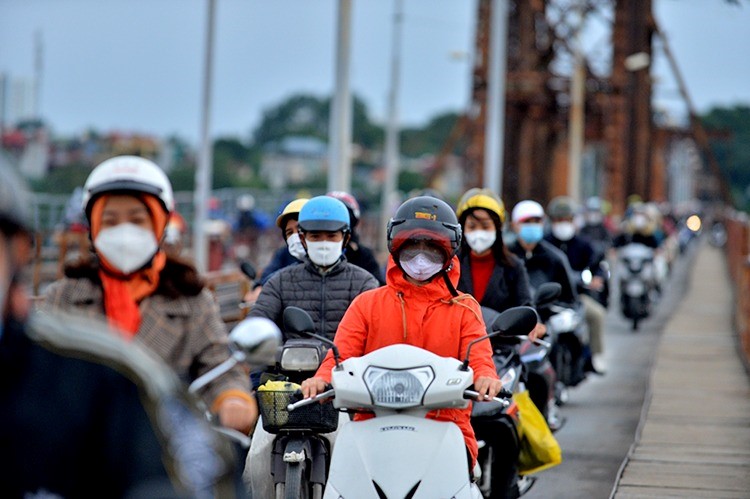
left=193, top=0, right=216, bottom=273
left=483, top=0, right=508, bottom=195
left=379, top=0, right=403, bottom=254
left=328, top=0, right=353, bottom=193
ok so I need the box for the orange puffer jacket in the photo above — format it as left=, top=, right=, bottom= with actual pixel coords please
left=315, top=254, right=498, bottom=464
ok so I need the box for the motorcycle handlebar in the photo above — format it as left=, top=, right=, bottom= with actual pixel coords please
left=286, top=388, right=335, bottom=412
left=528, top=336, right=552, bottom=349
left=464, top=389, right=511, bottom=406
left=213, top=426, right=252, bottom=449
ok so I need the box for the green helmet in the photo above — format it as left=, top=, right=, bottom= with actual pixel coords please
left=547, top=196, right=578, bottom=220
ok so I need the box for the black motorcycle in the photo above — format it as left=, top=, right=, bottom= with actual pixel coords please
left=473, top=305, right=555, bottom=498
left=254, top=307, right=339, bottom=499
left=616, top=242, right=657, bottom=330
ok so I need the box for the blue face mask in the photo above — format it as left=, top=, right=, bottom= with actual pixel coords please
left=518, top=223, right=544, bottom=244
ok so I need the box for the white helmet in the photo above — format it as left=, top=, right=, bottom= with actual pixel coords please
left=82, top=156, right=174, bottom=217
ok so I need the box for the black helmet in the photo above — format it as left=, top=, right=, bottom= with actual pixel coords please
left=387, top=196, right=462, bottom=263
left=0, top=163, right=31, bottom=236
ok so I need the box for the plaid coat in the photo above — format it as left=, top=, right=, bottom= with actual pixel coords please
left=41, top=260, right=251, bottom=407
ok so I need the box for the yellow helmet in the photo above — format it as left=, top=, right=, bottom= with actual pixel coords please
left=456, top=188, right=506, bottom=224
left=275, top=198, right=309, bottom=229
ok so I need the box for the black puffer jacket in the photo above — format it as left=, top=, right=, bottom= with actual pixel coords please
left=249, top=257, right=379, bottom=340
left=509, top=239, right=579, bottom=306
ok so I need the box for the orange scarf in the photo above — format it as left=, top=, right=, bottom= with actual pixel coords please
left=90, top=194, right=168, bottom=339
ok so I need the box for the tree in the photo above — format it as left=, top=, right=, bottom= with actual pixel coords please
left=400, top=112, right=461, bottom=157
left=702, top=105, right=750, bottom=209
left=251, top=95, right=330, bottom=146
left=213, top=138, right=250, bottom=189
left=30, top=163, right=91, bottom=194
left=250, top=93, right=384, bottom=150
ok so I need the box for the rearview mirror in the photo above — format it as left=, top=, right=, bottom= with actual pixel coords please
left=462, top=306, right=539, bottom=370
left=535, top=282, right=562, bottom=306
left=282, top=306, right=341, bottom=369
left=490, top=306, right=539, bottom=336
left=189, top=317, right=281, bottom=394
left=229, top=317, right=281, bottom=366
left=240, top=261, right=257, bottom=281
left=283, top=306, right=316, bottom=336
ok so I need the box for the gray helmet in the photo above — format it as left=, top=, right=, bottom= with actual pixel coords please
left=547, top=196, right=578, bottom=220
left=0, top=163, right=31, bottom=235
left=584, top=196, right=603, bottom=212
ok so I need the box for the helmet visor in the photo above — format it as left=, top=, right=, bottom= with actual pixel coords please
left=298, top=219, right=348, bottom=232
left=388, top=218, right=460, bottom=260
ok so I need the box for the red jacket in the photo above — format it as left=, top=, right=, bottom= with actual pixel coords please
left=315, top=254, right=498, bottom=464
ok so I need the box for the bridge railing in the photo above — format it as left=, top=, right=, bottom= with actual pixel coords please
left=723, top=211, right=750, bottom=369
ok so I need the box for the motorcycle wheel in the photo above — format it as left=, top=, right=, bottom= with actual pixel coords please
left=552, top=343, right=574, bottom=387
left=477, top=435, right=521, bottom=499
left=477, top=445, right=494, bottom=497
left=632, top=317, right=639, bottom=331
left=276, top=462, right=308, bottom=499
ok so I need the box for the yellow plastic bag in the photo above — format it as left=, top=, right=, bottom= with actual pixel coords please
left=257, top=380, right=300, bottom=392
left=515, top=390, right=562, bottom=475
left=257, top=381, right=301, bottom=427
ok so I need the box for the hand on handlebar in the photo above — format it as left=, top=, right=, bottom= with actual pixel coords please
left=243, top=286, right=262, bottom=304
left=300, top=376, right=329, bottom=399
left=528, top=322, right=546, bottom=341
left=590, top=276, right=605, bottom=292
left=473, top=376, right=503, bottom=401
left=217, top=396, right=258, bottom=435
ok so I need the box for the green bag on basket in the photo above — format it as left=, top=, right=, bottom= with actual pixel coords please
left=515, top=390, right=562, bottom=475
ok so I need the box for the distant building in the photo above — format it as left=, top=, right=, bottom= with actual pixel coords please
left=260, top=135, right=328, bottom=190
left=0, top=73, right=36, bottom=128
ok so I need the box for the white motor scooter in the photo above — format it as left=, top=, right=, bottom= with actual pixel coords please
left=286, top=306, right=538, bottom=499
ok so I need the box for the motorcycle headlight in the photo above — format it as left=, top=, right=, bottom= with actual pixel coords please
left=626, top=280, right=646, bottom=296
left=581, top=269, right=592, bottom=286
left=279, top=346, right=321, bottom=371
left=549, top=309, right=577, bottom=332
left=364, top=366, right=434, bottom=409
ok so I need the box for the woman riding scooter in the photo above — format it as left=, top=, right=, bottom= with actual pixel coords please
left=302, top=196, right=530, bottom=471
left=42, top=156, right=257, bottom=435
left=455, top=188, right=547, bottom=498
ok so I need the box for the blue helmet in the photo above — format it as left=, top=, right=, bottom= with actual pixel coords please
left=298, top=195, right=350, bottom=233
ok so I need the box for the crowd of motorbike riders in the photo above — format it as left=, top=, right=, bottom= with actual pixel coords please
left=1, top=154, right=696, bottom=498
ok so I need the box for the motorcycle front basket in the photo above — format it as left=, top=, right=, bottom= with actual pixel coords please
left=257, top=389, right=339, bottom=434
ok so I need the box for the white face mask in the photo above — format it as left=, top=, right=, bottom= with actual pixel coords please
left=305, top=240, right=343, bottom=267
left=632, top=214, right=648, bottom=230
left=465, top=230, right=496, bottom=254
left=551, top=222, right=576, bottom=241
left=399, top=249, right=445, bottom=282
left=94, top=223, right=159, bottom=274
left=286, top=233, right=306, bottom=260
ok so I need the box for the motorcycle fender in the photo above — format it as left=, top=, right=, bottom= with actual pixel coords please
left=271, top=435, right=329, bottom=486
left=324, top=415, right=475, bottom=499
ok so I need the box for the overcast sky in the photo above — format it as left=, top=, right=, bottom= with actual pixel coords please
left=1, top=0, right=749, bottom=146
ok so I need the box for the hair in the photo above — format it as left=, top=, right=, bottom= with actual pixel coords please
left=459, top=208, right=516, bottom=268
